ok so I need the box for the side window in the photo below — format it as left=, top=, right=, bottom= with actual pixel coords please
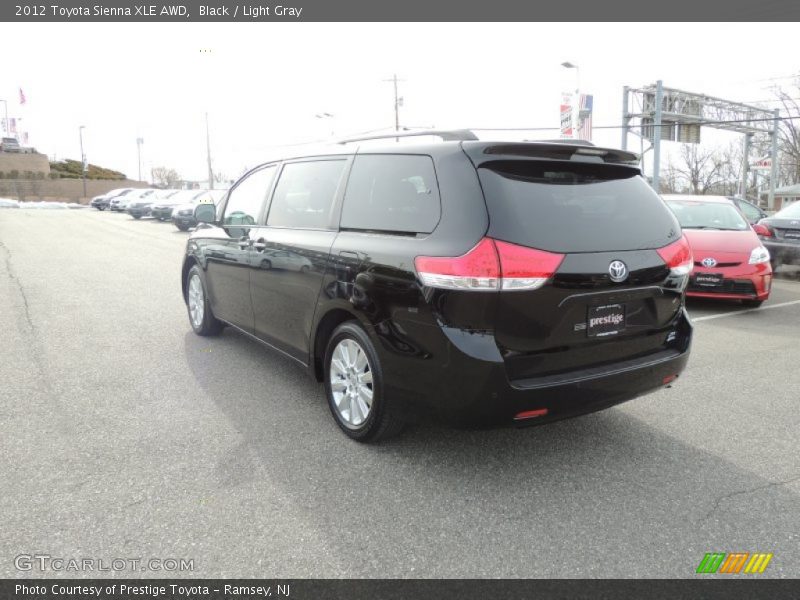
left=267, top=160, right=346, bottom=229
left=340, top=155, right=441, bottom=234
left=223, top=166, right=276, bottom=228
left=739, top=201, right=761, bottom=222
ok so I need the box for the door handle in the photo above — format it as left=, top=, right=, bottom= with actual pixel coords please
left=252, top=238, right=268, bottom=252
left=237, top=237, right=251, bottom=249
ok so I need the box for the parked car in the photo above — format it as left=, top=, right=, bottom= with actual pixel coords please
left=756, top=201, right=800, bottom=270
left=0, top=137, right=21, bottom=152
left=171, top=189, right=227, bottom=231
left=126, top=189, right=158, bottom=218
left=180, top=133, right=694, bottom=442
left=148, top=190, right=183, bottom=220
left=0, top=198, right=20, bottom=208
left=91, top=187, right=134, bottom=210
left=663, top=195, right=771, bottom=307
left=109, top=189, right=143, bottom=211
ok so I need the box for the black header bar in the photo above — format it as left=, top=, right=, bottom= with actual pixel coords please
left=3, top=0, right=800, bottom=21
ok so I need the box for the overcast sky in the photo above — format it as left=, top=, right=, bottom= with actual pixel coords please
left=2, top=22, right=798, bottom=183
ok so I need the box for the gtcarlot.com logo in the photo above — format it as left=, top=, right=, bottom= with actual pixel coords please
left=14, top=554, right=194, bottom=573
left=696, top=552, right=773, bottom=574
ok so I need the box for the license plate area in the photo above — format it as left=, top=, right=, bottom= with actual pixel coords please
left=694, top=273, right=724, bottom=287
left=587, top=303, right=626, bottom=338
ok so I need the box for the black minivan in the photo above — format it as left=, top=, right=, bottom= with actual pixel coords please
left=182, top=131, right=693, bottom=442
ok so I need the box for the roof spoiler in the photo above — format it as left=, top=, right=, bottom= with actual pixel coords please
left=480, top=143, right=640, bottom=166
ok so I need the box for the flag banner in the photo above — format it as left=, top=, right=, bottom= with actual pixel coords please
left=578, top=93, right=593, bottom=141
left=9, top=118, right=17, bottom=134
left=19, top=87, right=27, bottom=104
left=22, top=132, right=29, bottom=144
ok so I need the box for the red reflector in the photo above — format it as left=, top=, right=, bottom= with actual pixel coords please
left=514, top=408, right=549, bottom=420
left=656, top=236, right=693, bottom=276
left=663, top=374, right=678, bottom=385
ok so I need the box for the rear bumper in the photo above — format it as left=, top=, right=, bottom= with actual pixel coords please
left=381, top=308, right=693, bottom=428
left=172, top=216, right=195, bottom=227
left=764, top=240, right=800, bottom=264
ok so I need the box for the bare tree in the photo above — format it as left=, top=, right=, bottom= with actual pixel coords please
left=664, top=144, right=726, bottom=195
left=772, top=77, right=800, bottom=185
left=151, top=166, right=181, bottom=188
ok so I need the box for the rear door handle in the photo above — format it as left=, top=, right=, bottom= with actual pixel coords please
left=237, top=237, right=251, bottom=249
left=253, top=238, right=267, bottom=251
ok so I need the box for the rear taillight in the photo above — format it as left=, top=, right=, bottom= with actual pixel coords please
left=414, top=238, right=564, bottom=292
left=656, top=236, right=693, bottom=276
left=753, top=223, right=773, bottom=237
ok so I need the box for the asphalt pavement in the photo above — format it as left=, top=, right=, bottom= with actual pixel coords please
left=1, top=208, right=798, bottom=578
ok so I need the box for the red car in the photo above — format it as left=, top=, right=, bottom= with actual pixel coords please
left=663, top=195, right=772, bottom=307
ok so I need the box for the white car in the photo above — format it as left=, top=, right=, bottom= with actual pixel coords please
left=171, top=189, right=227, bottom=231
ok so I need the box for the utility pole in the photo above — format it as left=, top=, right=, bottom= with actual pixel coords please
left=652, top=80, right=663, bottom=193
left=621, top=86, right=629, bottom=150
left=383, top=74, right=405, bottom=137
left=767, top=108, right=780, bottom=210
left=205, top=112, right=214, bottom=190
left=79, top=125, right=87, bottom=199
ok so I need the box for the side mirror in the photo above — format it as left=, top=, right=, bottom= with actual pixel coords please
left=194, top=203, right=215, bottom=224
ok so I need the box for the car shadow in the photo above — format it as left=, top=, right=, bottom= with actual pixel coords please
left=182, top=329, right=800, bottom=577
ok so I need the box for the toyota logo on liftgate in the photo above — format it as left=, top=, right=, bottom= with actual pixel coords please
left=608, top=260, right=628, bottom=282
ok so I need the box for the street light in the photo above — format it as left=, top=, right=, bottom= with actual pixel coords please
left=78, top=126, right=87, bottom=200
left=560, top=61, right=580, bottom=93
left=136, top=137, right=144, bottom=182
left=0, top=99, right=8, bottom=137
left=315, top=112, right=335, bottom=137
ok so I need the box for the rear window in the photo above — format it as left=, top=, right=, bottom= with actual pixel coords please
left=341, top=154, right=441, bottom=234
left=478, top=160, right=679, bottom=253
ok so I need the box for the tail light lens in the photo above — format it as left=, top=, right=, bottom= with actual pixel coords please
left=753, top=223, right=773, bottom=237
left=415, top=238, right=565, bottom=292
left=494, top=240, right=566, bottom=290
left=656, top=236, right=693, bottom=276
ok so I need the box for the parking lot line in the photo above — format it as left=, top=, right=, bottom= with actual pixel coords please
left=692, top=299, right=800, bottom=322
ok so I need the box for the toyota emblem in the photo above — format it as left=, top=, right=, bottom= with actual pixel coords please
left=608, top=260, right=628, bottom=282
left=701, top=257, right=717, bottom=268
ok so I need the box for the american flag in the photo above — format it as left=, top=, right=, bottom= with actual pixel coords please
left=577, top=94, right=593, bottom=141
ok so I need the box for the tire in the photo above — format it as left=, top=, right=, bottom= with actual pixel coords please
left=300, top=265, right=310, bottom=274
left=132, top=214, right=141, bottom=220
left=176, top=223, right=189, bottom=232
left=261, top=259, right=272, bottom=270
left=743, top=299, right=764, bottom=308
left=323, top=321, right=403, bottom=442
left=98, top=207, right=105, bottom=211
left=186, top=266, right=224, bottom=336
